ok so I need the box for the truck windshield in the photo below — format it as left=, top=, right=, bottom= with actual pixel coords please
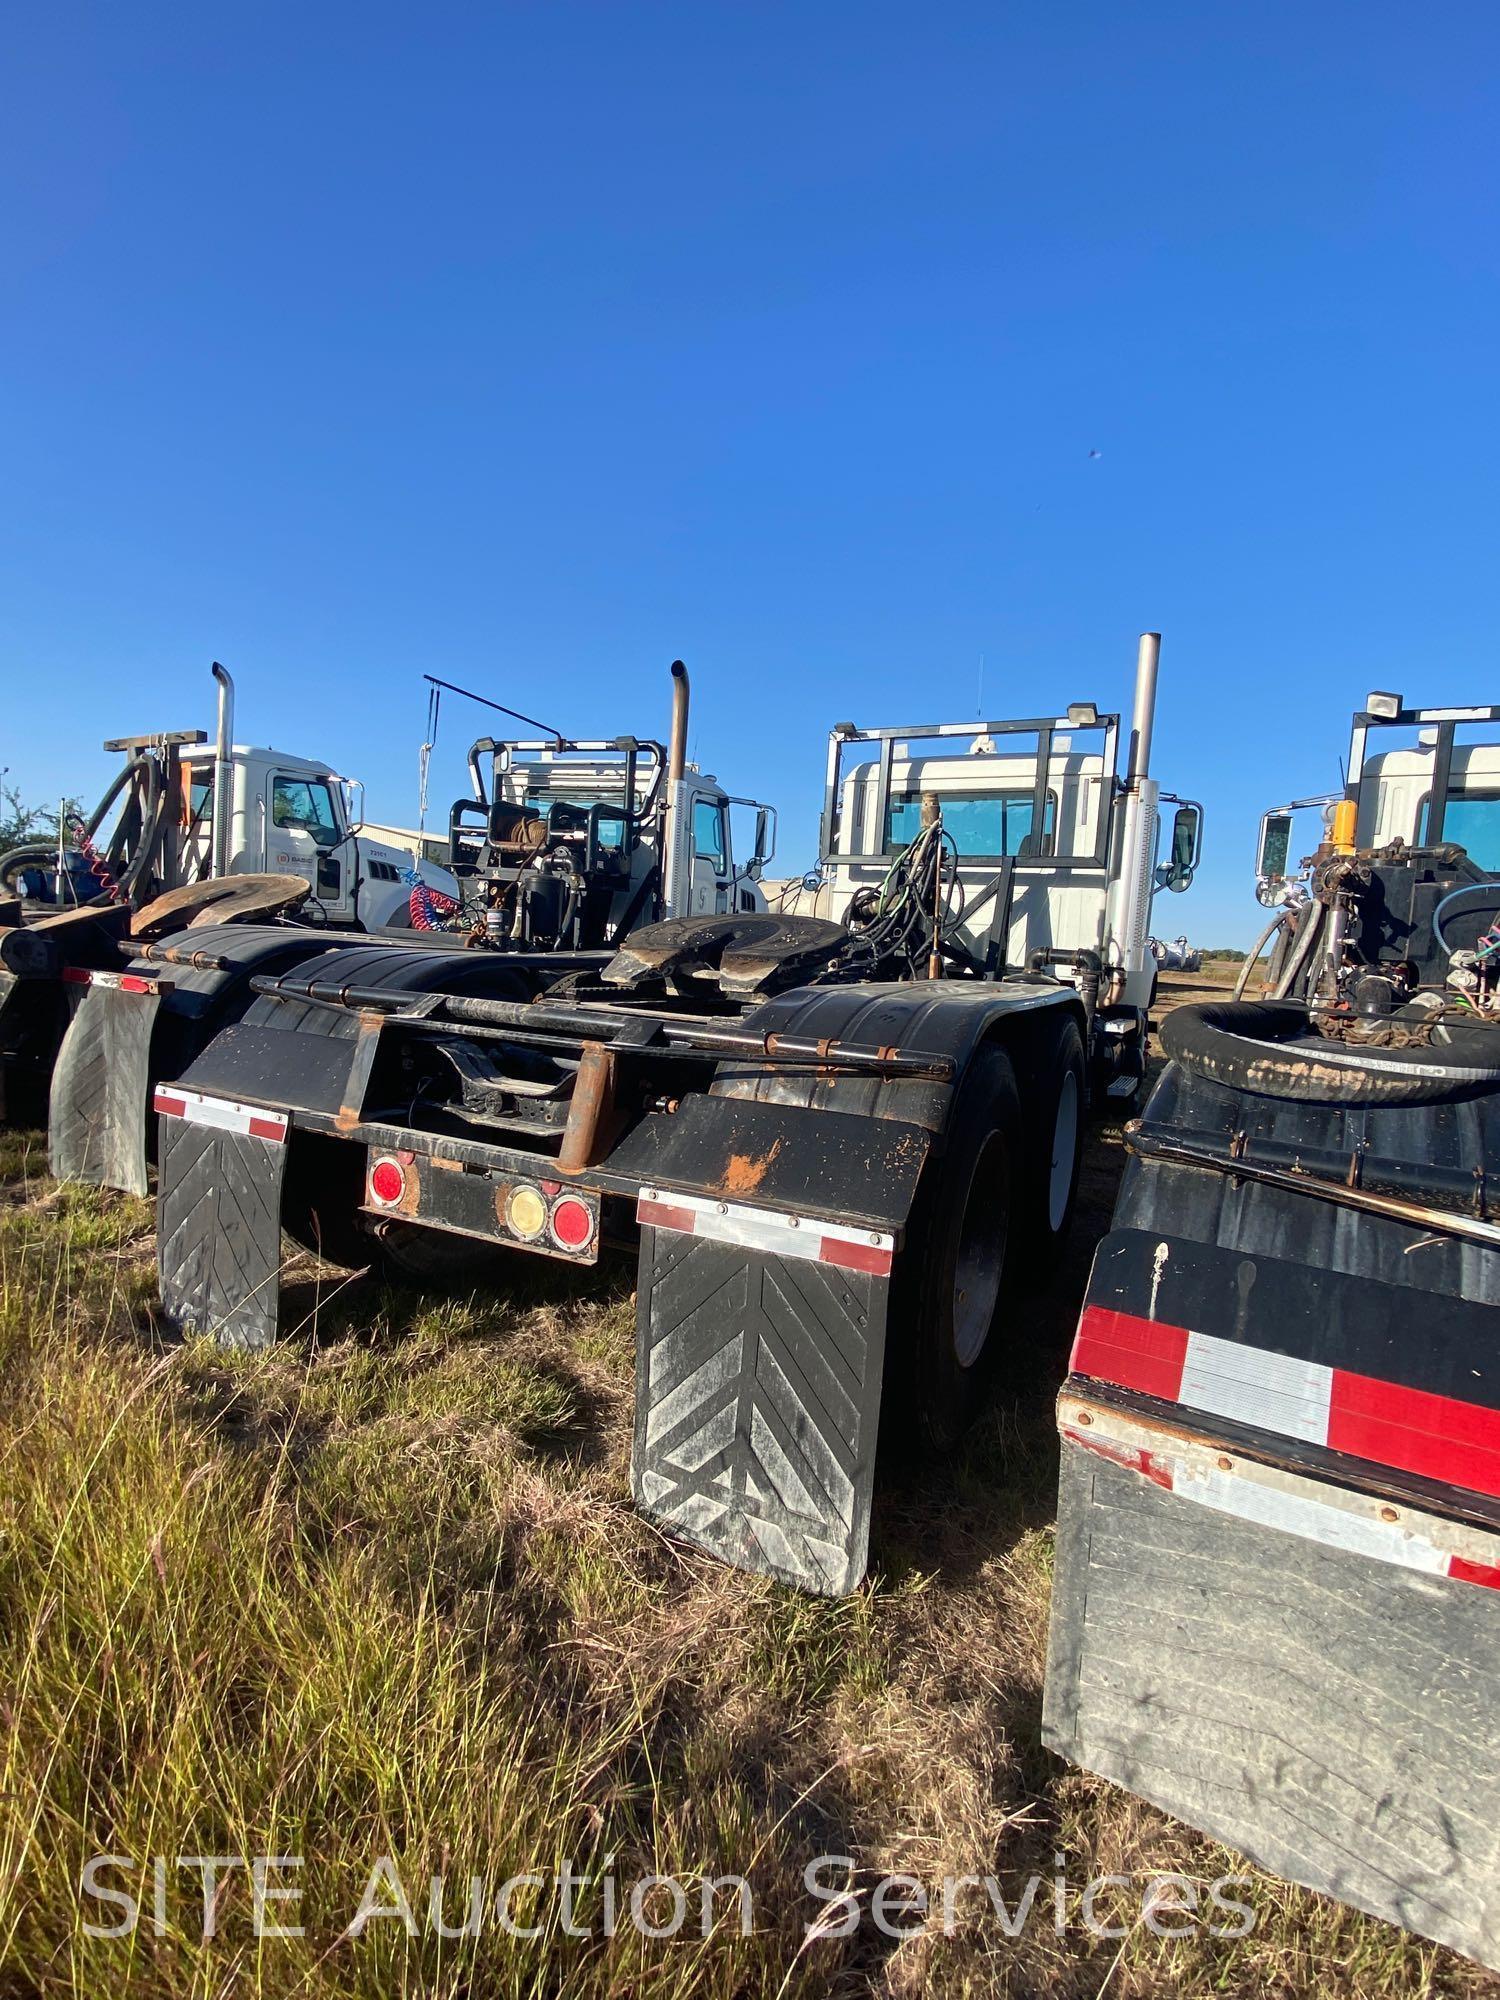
left=886, top=789, right=1057, bottom=858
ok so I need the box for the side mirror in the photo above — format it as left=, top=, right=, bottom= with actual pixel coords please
left=1156, top=803, right=1201, bottom=893
left=754, top=807, right=772, bottom=868
left=1257, top=810, right=1293, bottom=884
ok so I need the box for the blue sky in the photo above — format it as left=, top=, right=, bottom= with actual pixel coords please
left=2, top=1, right=1496, bottom=942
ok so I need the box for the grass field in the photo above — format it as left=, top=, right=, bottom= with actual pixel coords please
left=1, top=968, right=1495, bottom=1998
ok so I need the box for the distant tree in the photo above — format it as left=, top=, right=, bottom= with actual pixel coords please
left=1201, top=947, right=1249, bottom=962
left=0, top=784, right=86, bottom=853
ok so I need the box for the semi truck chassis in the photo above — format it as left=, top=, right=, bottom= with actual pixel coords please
left=147, top=931, right=1085, bottom=1595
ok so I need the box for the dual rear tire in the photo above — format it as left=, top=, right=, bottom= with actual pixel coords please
left=890, top=1011, right=1086, bottom=1452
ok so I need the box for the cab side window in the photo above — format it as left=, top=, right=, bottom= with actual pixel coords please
left=692, top=801, right=728, bottom=870
left=273, top=778, right=341, bottom=848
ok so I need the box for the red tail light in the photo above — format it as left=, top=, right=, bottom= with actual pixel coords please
left=549, top=1195, right=595, bottom=1251
left=368, top=1156, right=408, bottom=1207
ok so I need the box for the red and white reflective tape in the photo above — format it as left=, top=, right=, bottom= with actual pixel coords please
left=636, top=1186, right=894, bottom=1277
left=61, top=967, right=159, bottom=995
left=1071, top=1303, right=1500, bottom=1502
left=1061, top=1396, right=1500, bottom=1593
left=153, top=1085, right=289, bottom=1145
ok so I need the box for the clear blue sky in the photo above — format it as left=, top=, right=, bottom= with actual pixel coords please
left=3, top=2, right=1496, bottom=943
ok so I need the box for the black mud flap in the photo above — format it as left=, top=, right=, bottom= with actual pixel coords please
left=157, top=1115, right=288, bottom=1350
left=49, top=983, right=161, bottom=1194
left=632, top=1218, right=891, bottom=1596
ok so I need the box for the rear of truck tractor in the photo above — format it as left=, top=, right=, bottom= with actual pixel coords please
left=149, top=876, right=1091, bottom=1595
left=1044, top=696, right=1500, bottom=1968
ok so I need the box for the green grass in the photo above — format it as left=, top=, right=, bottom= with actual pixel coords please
left=0, top=1063, right=1494, bottom=1996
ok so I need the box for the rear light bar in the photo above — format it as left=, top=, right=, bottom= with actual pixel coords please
left=362, top=1149, right=600, bottom=1260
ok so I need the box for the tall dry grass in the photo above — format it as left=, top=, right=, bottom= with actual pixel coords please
left=0, top=1116, right=1491, bottom=1999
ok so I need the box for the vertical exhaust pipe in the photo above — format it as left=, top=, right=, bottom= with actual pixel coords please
left=1126, top=630, right=1160, bottom=787
left=661, top=660, right=690, bottom=920
left=667, top=659, right=690, bottom=786
left=210, top=661, right=234, bottom=880
left=1107, top=632, right=1163, bottom=1003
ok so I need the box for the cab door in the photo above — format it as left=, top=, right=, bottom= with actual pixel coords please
left=267, top=772, right=358, bottom=923
left=688, top=794, right=733, bottom=915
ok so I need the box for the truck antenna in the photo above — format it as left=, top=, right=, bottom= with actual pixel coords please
left=421, top=675, right=567, bottom=749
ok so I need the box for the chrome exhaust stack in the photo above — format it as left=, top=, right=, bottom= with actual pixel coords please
left=210, top=661, right=235, bottom=881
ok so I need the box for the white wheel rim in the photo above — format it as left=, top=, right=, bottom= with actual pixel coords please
left=1048, top=1071, right=1080, bottom=1232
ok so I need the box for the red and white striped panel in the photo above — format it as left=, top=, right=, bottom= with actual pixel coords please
left=1072, top=1303, right=1500, bottom=1501
left=1061, top=1395, right=1500, bottom=1594
left=153, top=1085, right=289, bottom=1145
left=61, top=967, right=160, bottom=994
left=636, top=1186, right=894, bottom=1277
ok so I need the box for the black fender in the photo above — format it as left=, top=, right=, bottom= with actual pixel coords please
left=713, top=976, right=1083, bottom=1133
left=48, top=923, right=349, bottom=1193
left=155, top=941, right=541, bottom=1348
left=631, top=976, right=1082, bottom=1596
left=167, top=940, right=541, bottom=1123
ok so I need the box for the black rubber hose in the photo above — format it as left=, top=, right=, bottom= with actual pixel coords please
left=1160, top=999, right=1500, bottom=1105
left=0, top=754, right=164, bottom=906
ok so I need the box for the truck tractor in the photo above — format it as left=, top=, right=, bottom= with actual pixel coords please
left=430, top=659, right=777, bottom=948
left=147, top=633, right=1190, bottom=1598
left=0, top=662, right=458, bottom=1131
left=29, top=660, right=777, bottom=1200
left=1043, top=693, right=1500, bottom=1971
left=772, top=644, right=1202, bottom=1105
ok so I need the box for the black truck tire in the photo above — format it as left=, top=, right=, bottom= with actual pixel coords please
left=1161, top=999, right=1500, bottom=1105
left=1016, top=1010, right=1086, bottom=1274
left=372, top=1217, right=513, bottom=1288
left=887, top=1041, right=1023, bottom=1454
left=280, top=1133, right=377, bottom=1270
left=282, top=1136, right=513, bottom=1288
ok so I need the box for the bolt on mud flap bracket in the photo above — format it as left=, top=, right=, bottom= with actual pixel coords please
left=155, top=1086, right=291, bottom=1350
left=632, top=1187, right=900, bottom=1596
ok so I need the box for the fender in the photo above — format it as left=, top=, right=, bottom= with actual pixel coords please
left=631, top=976, right=1083, bottom=1596
left=154, top=941, right=545, bottom=1346
left=1044, top=1055, right=1500, bottom=1967
left=48, top=923, right=348, bottom=1194
left=717, top=975, right=1083, bottom=1133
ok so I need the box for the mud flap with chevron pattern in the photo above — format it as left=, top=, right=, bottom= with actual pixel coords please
left=157, top=1115, right=288, bottom=1350
left=49, top=983, right=160, bottom=1194
left=632, top=1221, right=891, bottom=1595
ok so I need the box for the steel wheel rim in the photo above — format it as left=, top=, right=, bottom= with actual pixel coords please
left=1048, top=1070, right=1080, bottom=1232
left=951, top=1131, right=1007, bottom=1369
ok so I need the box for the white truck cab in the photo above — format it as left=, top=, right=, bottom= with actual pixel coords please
left=176, top=743, right=459, bottom=930
left=441, top=661, right=778, bottom=950
left=1256, top=697, right=1500, bottom=903
left=775, top=635, right=1203, bottom=1098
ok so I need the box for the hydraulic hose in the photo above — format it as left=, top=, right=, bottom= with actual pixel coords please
left=1271, top=896, right=1325, bottom=1001
left=1234, top=909, right=1290, bottom=1001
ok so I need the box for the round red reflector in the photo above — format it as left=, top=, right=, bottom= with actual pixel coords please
left=550, top=1195, right=594, bottom=1250
left=369, top=1158, right=407, bottom=1206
